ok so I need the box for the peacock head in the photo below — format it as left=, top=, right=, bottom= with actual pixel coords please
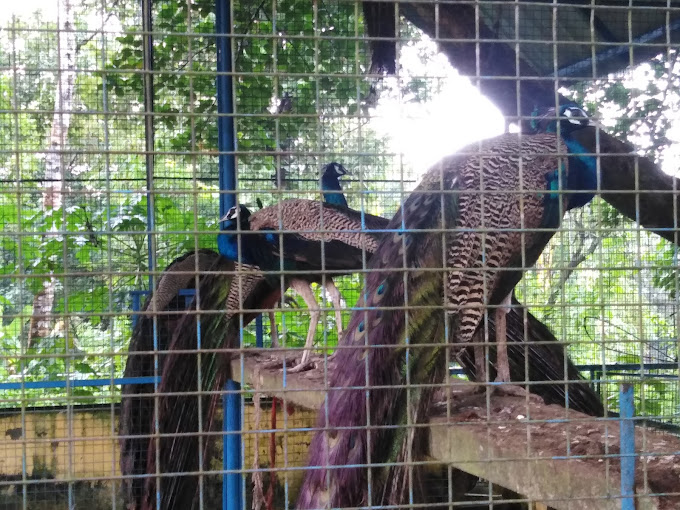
left=529, top=103, right=593, bottom=136
left=220, top=204, right=252, bottom=230
left=322, top=162, right=347, bottom=178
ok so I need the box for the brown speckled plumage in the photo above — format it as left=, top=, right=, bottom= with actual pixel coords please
left=248, top=199, right=390, bottom=369
left=297, top=133, right=574, bottom=509
left=248, top=198, right=387, bottom=272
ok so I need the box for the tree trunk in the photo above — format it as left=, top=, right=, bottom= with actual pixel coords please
left=28, top=0, right=77, bottom=347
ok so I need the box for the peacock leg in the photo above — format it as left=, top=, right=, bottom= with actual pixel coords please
left=490, top=294, right=542, bottom=401
left=473, top=337, right=487, bottom=383
left=288, top=279, right=320, bottom=373
left=494, top=293, right=512, bottom=383
left=322, top=278, right=344, bottom=337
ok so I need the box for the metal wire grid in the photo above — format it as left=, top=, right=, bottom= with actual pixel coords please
left=0, top=0, right=679, bottom=509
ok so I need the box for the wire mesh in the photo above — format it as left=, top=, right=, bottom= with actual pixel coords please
left=0, top=0, right=679, bottom=509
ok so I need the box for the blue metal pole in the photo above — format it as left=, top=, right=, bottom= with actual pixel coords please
left=223, top=379, right=243, bottom=510
left=216, top=0, right=236, bottom=219
left=216, top=1, right=240, bottom=509
left=179, top=288, right=197, bottom=308
left=619, top=383, right=636, bottom=510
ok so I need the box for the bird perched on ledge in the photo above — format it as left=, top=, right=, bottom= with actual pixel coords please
left=218, top=198, right=388, bottom=370
left=265, top=161, right=350, bottom=352
left=297, top=103, right=597, bottom=509
left=489, top=103, right=596, bottom=383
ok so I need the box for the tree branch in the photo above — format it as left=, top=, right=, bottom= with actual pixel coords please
left=571, top=127, right=680, bottom=247
left=547, top=228, right=600, bottom=307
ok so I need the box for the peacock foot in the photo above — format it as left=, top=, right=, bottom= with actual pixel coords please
left=487, top=383, right=544, bottom=403
left=261, top=357, right=286, bottom=370
left=287, top=358, right=317, bottom=373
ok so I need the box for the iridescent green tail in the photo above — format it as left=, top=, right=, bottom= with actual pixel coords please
left=297, top=187, right=459, bottom=509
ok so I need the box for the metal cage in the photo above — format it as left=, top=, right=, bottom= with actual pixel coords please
left=0, top=1, right=679, bottom=509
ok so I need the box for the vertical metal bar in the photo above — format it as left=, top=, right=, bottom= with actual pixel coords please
left=140, top=3, right=161, bottom=508
left=9, top=15, right=28, bottom=510
left=255, top=314, right=264, bottom=348
left=216, top=0, right=236, bottom=219
left=131, top=292, right=142, bottom=328
left=216, top=1, right=240, bottom=509
left=223, top=380, right=243, bottom=510
left=619, top=383, right=636, bottom=510
left=141, top=0, right=156, bottom=292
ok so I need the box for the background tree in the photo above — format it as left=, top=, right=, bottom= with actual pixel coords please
left=0, top=0, right=677, bottom=423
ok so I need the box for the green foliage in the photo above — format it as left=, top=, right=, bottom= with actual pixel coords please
left=2, top=1, right=678, bottom=423
left=0, top=0, right=394, bottom=407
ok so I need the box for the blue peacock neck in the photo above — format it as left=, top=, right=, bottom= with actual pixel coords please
left=321, top=173, right=347, bottom=207
left=563, top=136, right=597, bottom=211
left=535, top=103, right=597, bottom=211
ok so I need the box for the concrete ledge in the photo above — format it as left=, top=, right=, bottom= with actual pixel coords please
left=231, top=352, right=680, bottom=510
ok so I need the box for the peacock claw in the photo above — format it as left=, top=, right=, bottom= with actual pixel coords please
left=260, top=356, right=316, bottom=373
left=487, top=384, right=544, bottom=403
left=261, top=358, right=286, bottom=370
left=287, top=359, right=317, bottom=373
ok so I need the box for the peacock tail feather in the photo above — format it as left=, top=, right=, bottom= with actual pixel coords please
left=124, top=201, right=391, bottom=509
left=119, top=249, right=225, bottom=509
left=297, top=174, right=456, bottom=509
left=144, top=261, right=282, bottom=510
left=297, top=131, right=585, bottom=509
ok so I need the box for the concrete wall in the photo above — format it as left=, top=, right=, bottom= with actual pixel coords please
left=1, top=402, right=316, bottom=482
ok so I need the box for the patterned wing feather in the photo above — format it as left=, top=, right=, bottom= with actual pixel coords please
left=443, top=133, right=567, bottom=346
left=249, top=199, right=388, bottom=260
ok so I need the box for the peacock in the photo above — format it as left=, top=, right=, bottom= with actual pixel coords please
left=320, top=161, right=348, bottom=208
left=143, top=200, right=389, bottom=508
left=119, top=199, right=391, bottom=509
left=220, top=198, right=388, bottom=370
left=265, top=162, right=350, bottom=354
left=296, top=103, right=596, bottom=509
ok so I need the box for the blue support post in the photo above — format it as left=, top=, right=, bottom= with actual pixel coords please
left=619, top=384, right=636, bottom=510
left=223, top=380, right=243, bottom=510
left=179, top=288, right=196, bottom=309
left=215, top=1, right=241, bottom=509
left=216, top=0, right=236, bottom=219
left=129, top=290, right=149, bottom=329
